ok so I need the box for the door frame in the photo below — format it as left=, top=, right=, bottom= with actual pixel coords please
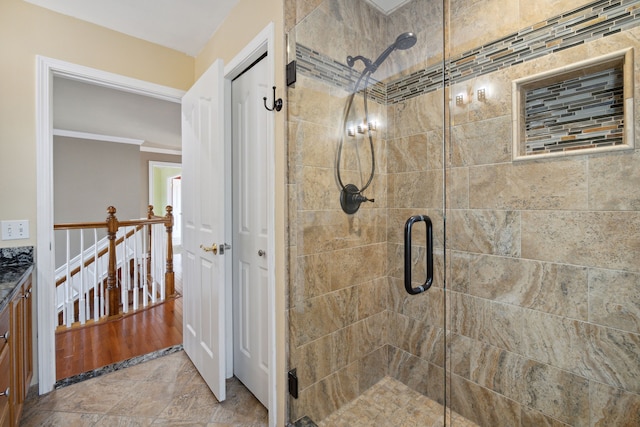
left=223, top=22, right=277, bottom=424
left=35, top=24, right=279, bottom=424
left=149, top=161, right=182, bottom=245
left=35, top=55, right=185, bottom=394
left=148, top=160, right=182, bottom=208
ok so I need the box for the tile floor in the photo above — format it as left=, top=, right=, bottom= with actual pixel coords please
left=316, top=376, right=478, bottom=427
left=22, top=351, right=267, bottom=426
left=23, top=350, right=476, bottom=426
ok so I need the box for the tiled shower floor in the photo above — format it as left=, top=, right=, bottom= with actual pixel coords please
left=316, top=376, right=478, bottom=427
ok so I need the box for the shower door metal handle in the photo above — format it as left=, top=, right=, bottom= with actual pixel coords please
left=404, top=214, right=433, bottom=295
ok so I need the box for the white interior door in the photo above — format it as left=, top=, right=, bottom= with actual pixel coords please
left=232, top=56, right=269, bottom=407
left=181, top=59, right=226, bottom=402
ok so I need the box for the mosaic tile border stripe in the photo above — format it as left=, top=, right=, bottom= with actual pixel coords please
left=446, top=0, right=639, bottom=90
left=296, top=44, right=387, bottom=104
left=295, top=0, right=640, bottom=105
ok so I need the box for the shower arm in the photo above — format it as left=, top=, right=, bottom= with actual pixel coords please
left=346, top=55, right=372, bottom=70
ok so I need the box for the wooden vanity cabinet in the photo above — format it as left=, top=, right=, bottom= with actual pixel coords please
left=0, top=308, right=10, bottom=427
left=2, top=273, right=33, bottom=427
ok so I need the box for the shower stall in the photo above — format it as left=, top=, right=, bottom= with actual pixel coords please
left=286, top=0, right=640, bottom=425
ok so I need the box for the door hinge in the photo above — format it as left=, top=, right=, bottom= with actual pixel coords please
left=287, top=60, right=297, bottom=86
left=288, top=368, right=299, bottom=399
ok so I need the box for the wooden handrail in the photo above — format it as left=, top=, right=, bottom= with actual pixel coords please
left=53, top=209, right=173, bottom=231
left=54, top=205, right=175, bottom=318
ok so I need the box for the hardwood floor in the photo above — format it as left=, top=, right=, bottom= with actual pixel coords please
left=55, top=295, right=183, bottom=381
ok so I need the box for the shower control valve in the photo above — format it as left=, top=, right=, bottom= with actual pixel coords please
left=340, top=183, right=374, bottom=214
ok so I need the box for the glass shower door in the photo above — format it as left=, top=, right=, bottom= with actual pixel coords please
left=286, top=0, right=451, bottom=424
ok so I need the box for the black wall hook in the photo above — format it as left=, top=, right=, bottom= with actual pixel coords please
left=263, top=86, right=283, bottom=112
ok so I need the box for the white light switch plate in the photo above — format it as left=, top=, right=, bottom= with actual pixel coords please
left=1, top=220, right=29, bottom=240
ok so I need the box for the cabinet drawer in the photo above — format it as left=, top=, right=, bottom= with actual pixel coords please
left=0, top=310, right=8, bottom=356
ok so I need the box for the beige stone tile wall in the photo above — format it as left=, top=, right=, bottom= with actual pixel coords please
left=286, top=0, right=640, bottom=425
left=448, top=0, right=595, bottom=57
left=444, top=23, right=640, bottom=427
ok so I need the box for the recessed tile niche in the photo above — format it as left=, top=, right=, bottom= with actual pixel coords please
left=512, top=48, right=634, bottom=161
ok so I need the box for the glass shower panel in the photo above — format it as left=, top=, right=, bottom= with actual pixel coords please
left=286, top=0, right=450, bottom=424
left=445, top=0, right=640, bottom=425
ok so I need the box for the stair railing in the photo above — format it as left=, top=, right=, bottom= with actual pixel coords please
left=54, top=205, right=174, bottom=327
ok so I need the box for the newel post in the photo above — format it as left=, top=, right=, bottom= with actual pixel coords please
left=164, top=206, right=175, bottom=297
left=106, top=206, right=120, bottom=317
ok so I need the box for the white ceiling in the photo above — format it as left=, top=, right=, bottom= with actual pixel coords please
left=24, top=0, right=238, bottom=57
left=25, top=0, right=412, bottom=56
left=365, top=0, right=412, bottom=14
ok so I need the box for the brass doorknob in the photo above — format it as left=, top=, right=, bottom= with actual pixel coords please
left=200, top=243, right=218, bottom=255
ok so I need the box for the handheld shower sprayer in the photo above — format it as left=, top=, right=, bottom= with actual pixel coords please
left=346, top=32, right=417, bottom=73
left=369, top=32, right=417, bottom=72
left=337, top=32, right=417, bottom=214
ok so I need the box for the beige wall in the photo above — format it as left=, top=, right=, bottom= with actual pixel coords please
left=196, top=0, right=283, bottom=78
left=0, top=0, right=194, bottom=249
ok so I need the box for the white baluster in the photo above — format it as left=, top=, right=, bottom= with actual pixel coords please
left=151, top=224, right=158, bottom=304
left=79, top=231, right=86, bottom=324
left=132, top=227, right=139, bottom=311
left=142, top=227, right=149, bottom=307
left=127, top=230, right=132, bottom=309
left=65, top=230, right=72, bottom=327
left=120, top=230, right=128, bottom=314
left=99, top=249, right=105, bottom=318
left=93, top=229, right=99, bottom=322
left=159, top=224, right=166, bottom=302
left=124, top=229, right=129, bottom=313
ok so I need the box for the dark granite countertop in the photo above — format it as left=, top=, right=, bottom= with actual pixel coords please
left=0, top=247, right=34, bottom=313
